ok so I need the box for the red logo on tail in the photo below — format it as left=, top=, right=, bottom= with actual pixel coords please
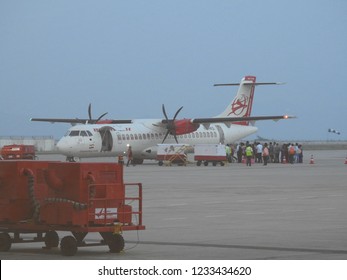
left=228, top=95, right=248, bottom=116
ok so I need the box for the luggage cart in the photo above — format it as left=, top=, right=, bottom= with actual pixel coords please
left=157, top=144, right=188, bottom=166
left=194, top=144, right=227, bottom=166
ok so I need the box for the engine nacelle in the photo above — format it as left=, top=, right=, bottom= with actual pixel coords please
left=173, top=119, right=200, bottom=135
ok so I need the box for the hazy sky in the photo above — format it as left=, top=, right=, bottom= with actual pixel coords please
left=1, top=0, right=346, bottom=141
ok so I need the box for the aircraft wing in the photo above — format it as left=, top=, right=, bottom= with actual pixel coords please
left=30, top=118, right=132, bottom=124
left=190, top=115, right=295, bottom=124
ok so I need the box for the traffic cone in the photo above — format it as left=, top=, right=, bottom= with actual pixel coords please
left=282, top=157, right=287, bottom=164
left=310, top=155, right=315, bottom=164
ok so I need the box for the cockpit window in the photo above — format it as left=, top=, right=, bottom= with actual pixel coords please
left=86, top=130, right=93, bottom=136
left=80, top=131, right=88, bottom=137
left=69, top=130, right=80, bottom=136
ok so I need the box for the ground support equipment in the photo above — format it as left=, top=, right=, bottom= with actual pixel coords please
left=194, top=144, right=227, bottom=166
left=157, top=144, right=188, bottom=166
left=0, top=161, right=145, bottom=256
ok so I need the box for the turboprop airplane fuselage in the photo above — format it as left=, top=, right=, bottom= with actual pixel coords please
left=57, top=120, right=258, bottom=161
left=32, top=75, right=294, bottom=162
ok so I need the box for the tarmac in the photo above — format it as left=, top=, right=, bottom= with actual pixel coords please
left=1, top=150, right=347, bottom=260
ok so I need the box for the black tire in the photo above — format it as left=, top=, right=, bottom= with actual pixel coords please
left=220, top=162, right=225, bottom=166
left=60, top=236, right=78, bottom=256
left=204, top=161, right=208, bottom=166
left=107, top=234, right=125, bottom=253
left=212, top=161, right=217, bottom=166
left=44, top=230, right=59, bottom=248
left=158, top=161, right=163, bottom=166
left=0, top=232, right=12, bottom=252
left=197, top=161, right=201, bottom=166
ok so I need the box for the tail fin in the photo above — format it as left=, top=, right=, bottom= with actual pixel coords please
left=214, top=76, right=283, bottom=125
left=215, top=76, right=256, bottom=125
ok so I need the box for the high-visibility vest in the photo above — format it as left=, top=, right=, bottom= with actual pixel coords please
left=245, top=146, right=253, bottom=156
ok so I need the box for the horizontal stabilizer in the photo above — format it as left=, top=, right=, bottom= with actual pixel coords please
left=214, top=82, right=285, bottom=86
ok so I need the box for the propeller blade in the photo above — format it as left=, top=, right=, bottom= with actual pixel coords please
left=162, top=104, right=168, bottom=121
left=173, top=106, right=183, bottom=120
left=161, top=104, right=183, bottom=144
left=173, top=133, right=178, bottom=144
left=95, top=112, right=108, bottom=123
left=88, top=103, right=92, bottom=120
left=162, top=130, right=170, bottom=144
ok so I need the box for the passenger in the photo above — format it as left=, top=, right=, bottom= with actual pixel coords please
left=245, top=144, right=253, bottom=167
left=281, top=143, right=288, bottom=163
left=269, top=142, right=274, bottom=163
left=126, top=146, right=134, bottom=166
left=237, top=142, right=244, bottom=163
left=225, top=144, right=232, bottom=163
left=256, top=142, right=263, bottom=163
left=294, top=143, right=299, bottom=163
left=262, top=143, right=269, bottom=166
left=274, top=142, right=281, bottom=163
left=298, top=144, right=303, bottom=163
left=288, top=144, right=295, bottom=164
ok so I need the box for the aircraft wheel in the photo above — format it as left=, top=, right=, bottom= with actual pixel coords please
left=0, top=232, right=12, bottom=252
left=44, top=230, right=59, bottom=248
left=60, top=236, right=78, bottom=256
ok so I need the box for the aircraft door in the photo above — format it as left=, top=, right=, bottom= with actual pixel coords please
left=215, top=125, right=225, bottom=144
left=99, top=127, right=114, bottom=152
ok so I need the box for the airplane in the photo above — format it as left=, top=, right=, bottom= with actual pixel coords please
left=31, top=76, right=294, bottom=163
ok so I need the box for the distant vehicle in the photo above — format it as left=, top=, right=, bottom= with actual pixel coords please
left=0, top=144, right=36, bottom=160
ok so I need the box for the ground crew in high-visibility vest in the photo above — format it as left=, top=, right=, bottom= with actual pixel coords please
left=245, top=144, right=253, bottom=167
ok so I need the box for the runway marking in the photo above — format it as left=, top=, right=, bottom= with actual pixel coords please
left=127, top=240, right=347, bottom=255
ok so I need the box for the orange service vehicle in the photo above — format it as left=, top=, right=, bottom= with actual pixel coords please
left=0, top=144, right=36, bottom=160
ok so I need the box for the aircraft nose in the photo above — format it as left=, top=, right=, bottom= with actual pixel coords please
left=56, top=138, right=70, bottom=154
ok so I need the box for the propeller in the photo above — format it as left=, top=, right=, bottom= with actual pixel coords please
left=162, top=104, right=183, bottom=143
left=88, top=103, right=108, bottom=124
